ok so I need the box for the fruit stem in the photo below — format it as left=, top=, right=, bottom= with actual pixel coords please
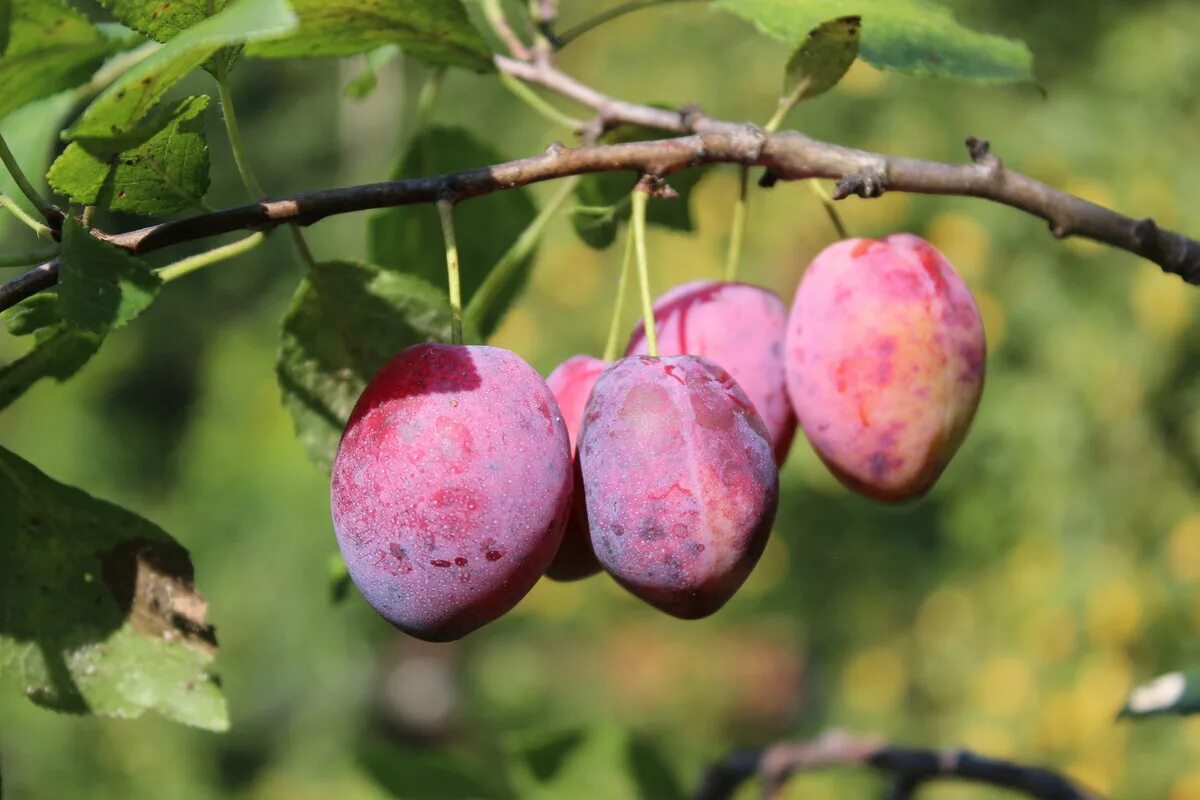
left=602, top=220, right=636, bottom=362
left=438, top=198, right=464, bottom=345
left=465, top=175, right=581, bottom=334
left=724, top=165, right=749, bottom=281
left=631, top=184, right=658, bottom=357
left=809, top=180, right=850, bottom=239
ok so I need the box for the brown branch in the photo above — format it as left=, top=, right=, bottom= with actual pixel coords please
left=696, top=730, right=1101, bottom=800
left=3, top=48, right=1200, bottom=315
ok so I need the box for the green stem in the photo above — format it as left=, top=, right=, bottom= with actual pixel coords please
left=214, top=50, right=318, bottom=268
left=630, top=187, right=657, bottom=357
left=557, top=0, right=707, bottom=48
left=724, top=165, right=749, bottom=281
left=0, top=195, right=53, bottom=239
left=438, top=199, right=464, bottom=345
left=215, top=54, right=264, bottom=199
left=415, top=67, right=445, bottom=131
left=764, top=82, right=808, bottom=135
left=0, top=134, right=58, bottom=223
left=465, top=175, right=580, bottom=331
left=602, top=221, right=636, bottom=362
left=498, top=70, right=584, bottom=130
left=0, top=248, right=57, bottom=268
left=810, top=180, right=850, bottom=239
left=158, top=232, right=265, bottom=283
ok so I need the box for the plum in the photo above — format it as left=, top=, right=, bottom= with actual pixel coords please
left=626, top=281, right=796, bottom=464
left=543, top=355, right=609, bottom=581
left=330, top=343, right=573, bottom=641
left=579, top=355, right=778, bottom=618
left=786, top=235, right=986, bottom=502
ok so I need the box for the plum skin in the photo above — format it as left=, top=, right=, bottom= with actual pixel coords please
left=626, top=280, right=797, bottom=464
left=330, top=343, right=573, bottom=642
left=579, top=355, right=778, bottom=618
left=786, top=235, right=986, bottom=502
left=544, top=355, right=609, bottom=581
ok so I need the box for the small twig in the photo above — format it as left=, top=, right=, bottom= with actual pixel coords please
left=4, top=48, right=1200, bottom=313
left=555, top=0, right=708, bottom=49
left=481, top=0, right=531, bottom=61
left=695, top=730, right=1101, bottom=800
left=0, top=195, right=56, bottom=240
left=157, top=232, right=265, bottom=283
left=0, top=134, right=61, bottom=227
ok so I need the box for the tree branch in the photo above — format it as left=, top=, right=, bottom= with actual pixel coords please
left=3, top=47, right=1200, bottom=316
left=695, top=730, right=1101, bottom=800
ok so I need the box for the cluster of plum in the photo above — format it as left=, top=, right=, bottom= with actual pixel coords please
left=329, top=234, right=987, bottom=641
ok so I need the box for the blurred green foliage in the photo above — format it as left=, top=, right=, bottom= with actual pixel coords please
left=3, top=0, right=1200, bottom=798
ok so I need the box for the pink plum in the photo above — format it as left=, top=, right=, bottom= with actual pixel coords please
left=626, top=280, right=796, bottom=464
left=786, top=235, right=986, bottom=502
left=330, top=343, right=573, bottom=641
left=579, top=355, right=778, bottom=618
left=544, top=354, right=609, bottom=581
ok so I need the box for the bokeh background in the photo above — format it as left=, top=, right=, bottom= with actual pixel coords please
left=3, top=0, right=1200, bottom=797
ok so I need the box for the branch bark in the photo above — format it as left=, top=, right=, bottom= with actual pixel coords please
left=3, top=43, right=1200, bottom=315
left=695, top=730, right=1101, bottom=800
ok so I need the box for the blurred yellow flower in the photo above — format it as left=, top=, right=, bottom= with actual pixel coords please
left=1167, top=514, right=1200, bottom=582
left=842, top=645, right=907, bottom=715
left=1085, top=577, right=1143, bottom=648
left=974, top=656, right=1034, bottom=718
left=926, top=211, right=989, bottom=283
left=1131, top=262, right=1195, bottom=341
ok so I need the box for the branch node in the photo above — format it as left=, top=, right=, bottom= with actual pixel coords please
left=678, top=102, right=709, bottom=133
left=635, top=174, right=676, bottom=199
left=1132, top=216, right=1159, bottom=247
left=545, top=140, right=567, bottom=157
left=966, top=136, right=991, bottom=162
left=834, top=168, right=889, bottom=200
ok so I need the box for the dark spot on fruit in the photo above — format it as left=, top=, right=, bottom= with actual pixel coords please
left=485, top=549, right=503, bottom=562
left=430, top=559, right=452, bottom=568
left=454, top=556, right=468, bottom=566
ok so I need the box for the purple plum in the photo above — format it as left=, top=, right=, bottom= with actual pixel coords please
left=330, top=343, right=573, bottom=641
left=579, top=355, right=778, bottom=618
left=786, top=235, right=986, bottom=502
left=544, top=354, right=609, bottom=581
left=626, top=280, right=796, bottom=464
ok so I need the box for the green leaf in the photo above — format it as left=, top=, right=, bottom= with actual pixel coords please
left=345, top=45, right=401, bottom=100
left=0, top=91, right=77, bottom=220
left=246, top=0, right=493, bottom=73
left=360, top=739, right=512, bottom=800
left=65, top=0, right=298, bottom=148
left=368, top=126, right=538, bottom=337
left=0, top=317, right=101, bottom=411
left=98, top=0, right=231, bottom=43
left=784, top=15, right=862, bottom=100
left=57, top=218, right=161, bottom=334
left=49, top=95, right=212, bottom=215
left=1121, top=670, right=1200, bottom=719
left=0, top=1, right=121, bottom=120
left=506, top=726, right=682, bottom=800
left=0, top=445, right=227, bottom=730
left=714, top=0, right=1035, bottom=83
left=0, top=0, right=12, bottom=56
left=571, top=121, right=707, bottom=251
left=2, top=294, right=60, bottom=335
left=277, top=260, right=467, bottom=470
